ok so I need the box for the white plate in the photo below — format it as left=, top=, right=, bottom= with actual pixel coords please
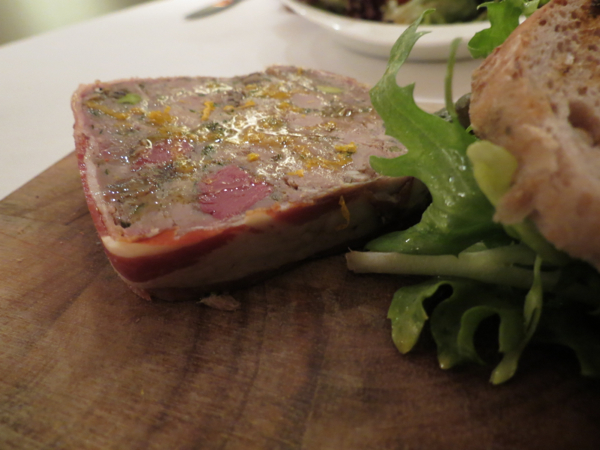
left=282, top=0, right=488, bottom=61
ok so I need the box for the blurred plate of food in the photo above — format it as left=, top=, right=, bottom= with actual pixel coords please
left=282, top=0, right=490, bottom=60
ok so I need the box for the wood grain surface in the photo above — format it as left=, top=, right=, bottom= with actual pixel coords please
left=1, top=152, right=600, bottom=450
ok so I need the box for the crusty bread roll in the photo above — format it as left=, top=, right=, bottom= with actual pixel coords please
left=470, top=0, right=600, bottom=269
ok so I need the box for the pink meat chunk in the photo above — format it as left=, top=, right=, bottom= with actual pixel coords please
left=198, top=165, right=272, bottom=220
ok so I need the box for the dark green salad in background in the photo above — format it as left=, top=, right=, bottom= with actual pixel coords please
left=346, top=0, right=600, bottom=384
left=298, top=0, right=549, bottom=24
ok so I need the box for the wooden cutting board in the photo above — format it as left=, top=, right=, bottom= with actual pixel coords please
left=1, top=152, right=599, bottom=450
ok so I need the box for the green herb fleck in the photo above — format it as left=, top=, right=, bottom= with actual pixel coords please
left=317, top=85, right=343, bottom=94
left=117, top=93, right=142, bottom=105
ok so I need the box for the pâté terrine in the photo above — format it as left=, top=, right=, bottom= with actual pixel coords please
left=72, top=66, right=415, bottom=301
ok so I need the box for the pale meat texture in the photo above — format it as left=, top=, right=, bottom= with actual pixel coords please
left=73, top=66, right=415, bottom=300
left=470, top=0, right=600, bottom=269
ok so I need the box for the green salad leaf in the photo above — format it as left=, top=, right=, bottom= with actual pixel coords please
left=117, top=93, right=142, bottom=104
left=348, top=6, right=600, bottom=383
left=386, top=259, right=543, bottom=384
left=383, top=0, right=484, bottom=25
left=347, top=243, right=559, bottom=291
left=468, top=0, right=540, bottom=58
left=367, top=21, right=506, bottom=256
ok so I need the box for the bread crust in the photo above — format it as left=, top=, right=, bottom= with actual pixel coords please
left=470, top=0, right=600, bottom=269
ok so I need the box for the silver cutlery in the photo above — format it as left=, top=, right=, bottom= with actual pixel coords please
left=185, top=0, right=246, bottom=20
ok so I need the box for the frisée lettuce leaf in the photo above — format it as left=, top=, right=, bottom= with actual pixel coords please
left=365, top=33, right=506, bottom=256
left=346, top=8, right=600, bottom=383
left=468, top=0, right=547, bottom=58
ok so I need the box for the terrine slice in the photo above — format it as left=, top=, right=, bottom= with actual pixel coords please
left=72, top=65, right=416, bottom=301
